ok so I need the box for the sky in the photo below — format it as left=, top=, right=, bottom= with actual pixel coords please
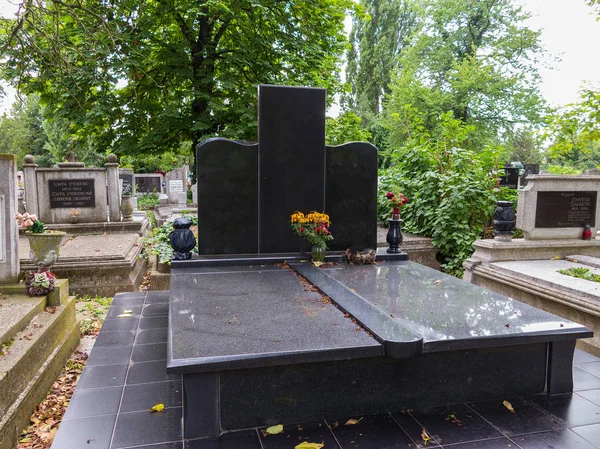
left=517, top=0, right=600, bottom=107
left=0, top=0, right=599, bottom=114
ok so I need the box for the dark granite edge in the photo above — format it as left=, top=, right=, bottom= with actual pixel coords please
left=166, top=344, right=383, bottom=374
left=289, top=261, right=423, bottom=359
left=171, top=250, right=408, bottom=269
left=424, top=328, right=594, bottom=353
left=196, top=137, right=258, bottom=151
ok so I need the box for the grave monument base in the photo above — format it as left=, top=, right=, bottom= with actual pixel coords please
left=168, top=258, right=591, bottom=438
left=464, top=238, right=600, bottom=266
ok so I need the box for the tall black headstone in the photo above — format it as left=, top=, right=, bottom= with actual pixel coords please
left=196, top=84, right=378, bottom=255
left=258, top=85, right=326, bottom=253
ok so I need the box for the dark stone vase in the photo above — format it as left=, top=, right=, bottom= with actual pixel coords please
left=386, top=218, right=403, bottom=253
left=493, top=201, right=516, bottom=241
left=169, top=217, right=197, bottom=260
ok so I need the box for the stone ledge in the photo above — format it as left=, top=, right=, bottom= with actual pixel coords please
left=471, top=238, right=600, bottom=263
left=468, top=263, right=600, bottom=356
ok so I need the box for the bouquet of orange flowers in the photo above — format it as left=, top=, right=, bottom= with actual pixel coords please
left=290, top=211, right=334, bottom=248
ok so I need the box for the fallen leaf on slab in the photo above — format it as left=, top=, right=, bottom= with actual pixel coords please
left=421, top=428, right=431, bottom=445
left=503, top=400, right=515, bottom=413
left=312, top=261, right=324, bottom=267
left=344, top=418, right=363, bottom=426
left=551, top=256, right=562, bottom=260
left=123, top=309, right=132, bottom=313
left=295, top=442, right=324, bottom=449
left=149, top=403, right=165, bottom=412
left=434, top=280, right=442, bottom=284
left=264, top=424, right=283, bottom=435
left=116, top=313, right=132, bottom=318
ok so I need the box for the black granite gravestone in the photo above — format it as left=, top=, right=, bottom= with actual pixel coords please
left=170, top=86, right=593, bottom=441
left=259, top=85, right=325, bottom=253
left=196, top=84, right=378, bottom=254
left=499, top=167, right=520, bottom=189
left=135, top=175, right=162, bottom=193
left=326, top=143, right=378, bottom=251
left=196, top=138, right=258, bottom=254
left=48, top=179, right=95, bottom=208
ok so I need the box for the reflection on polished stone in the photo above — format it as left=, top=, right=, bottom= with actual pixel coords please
left=319, top=261, right=588, bottom=348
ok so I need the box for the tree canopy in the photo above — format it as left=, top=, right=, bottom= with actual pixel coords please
left=382, top=0, right=546, bottom=153
left=0, top=0, right=354, bottom=163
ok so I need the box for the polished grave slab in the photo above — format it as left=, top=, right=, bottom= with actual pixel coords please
left=292, top=261, right=589, bottom=352
left=167, top=259, right=592, bottom=438
left=167, top=264, right=382, bottom=373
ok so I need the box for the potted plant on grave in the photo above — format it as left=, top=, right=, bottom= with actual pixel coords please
left=120, top=184, right=134, bottom=221
left=385, top=191, right=408, bottom=253
left=290, top=211, right=334, bottom=262
left=15, top=212, right=66, bottom=271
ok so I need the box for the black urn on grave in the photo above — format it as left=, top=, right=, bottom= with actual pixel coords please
left=493, top=201, right=516, bottom=242
left=169, top=217, right=197, bottom=260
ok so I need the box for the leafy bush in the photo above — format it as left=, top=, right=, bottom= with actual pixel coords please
left=137, top=191, right=160, bottom=209
left=544, top=165, right=582, bottom=175
left=142, top=216, right=198, bottom=264
left=379, top=144, right=502, bottom=276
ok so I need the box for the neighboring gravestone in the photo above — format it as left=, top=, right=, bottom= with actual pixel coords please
left=166, top=166, right=188, bottom=204
left=196, top=84, right=378, bottom=254
left=517, top=175, right=600, bottom=239
left=35, top=168, right=109, bottom=223
left=191, top=183, right=198, bottom=205
left=0, top=154, right=19, bottom=283
left=135, top=174, right=163, bottom=194
left=499, top=166, right=520, bottom=189
left=521, top=164, right=540, bottom=186
left=119, top=168, right=134, bottom=194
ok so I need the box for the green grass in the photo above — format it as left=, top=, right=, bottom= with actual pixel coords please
left=76, top=295, right=113, bottom=336
left=558, top=267, right=600, bottom=282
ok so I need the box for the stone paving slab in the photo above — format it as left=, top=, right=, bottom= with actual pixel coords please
left=18, top=233, right=139, bottom=262
left=491, top=259, right=600, bottom=298
left=0, top=294, right=45, bottom=345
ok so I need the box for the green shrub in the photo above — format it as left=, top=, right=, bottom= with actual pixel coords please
left=379, top=145, right=501, bottom=276
left=142, top=216, right=198, bottom=264
left=544, top=165, right=582, bottom=175
left=137, top=191, right=160, bottom=209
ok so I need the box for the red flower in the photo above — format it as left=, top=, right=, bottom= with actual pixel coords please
left=386, top=192, right=394, bottom=199
left=299, top=227, right=304, bottom=233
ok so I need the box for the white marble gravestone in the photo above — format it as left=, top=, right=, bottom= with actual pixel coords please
left=0, top=154, right=19, bottom=283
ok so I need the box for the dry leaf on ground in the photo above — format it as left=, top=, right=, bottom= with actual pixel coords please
left=261, top=424, right=283, bottom=436
left=421, top=428, right=431, bottom=445
left=149, top=403, right=165, bottom=412
left=344, top=418, right=363, bottom=426
left=295, top=442, right=324, bottom=449
left=503, top=400, right=515, bottom=413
